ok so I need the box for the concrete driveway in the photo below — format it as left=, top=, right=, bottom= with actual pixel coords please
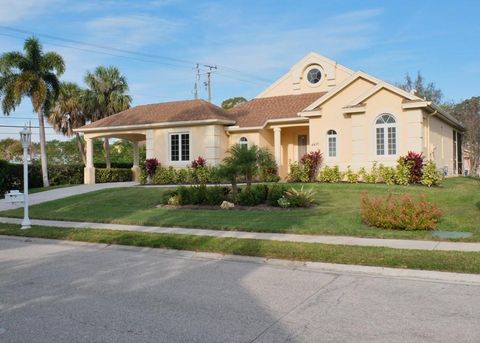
left=0, top=182, right=138, bottom=211
left=0, top=237, right=479, bottom=343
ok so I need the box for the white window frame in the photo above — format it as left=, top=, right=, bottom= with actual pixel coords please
left=374, top=114, right=397, bottom=157
left=239, top=136, right=248, bottom=148
left=326, top=129, right=338, bottom=159
left=169, top=132, right=191, bottom=163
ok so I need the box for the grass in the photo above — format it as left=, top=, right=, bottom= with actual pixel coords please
left=1, top=223, right=480, bottom=274
left=1, top=177, right=479, bottom=241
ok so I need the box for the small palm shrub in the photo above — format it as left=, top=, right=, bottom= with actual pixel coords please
left=421, top=160, right=442, bottom=187
left=144, top=158, right=159, bottom=183
left=280, top=186, right=317, bottom=207
left=361, top=193, right=442, bottom=230
left=318, top=165, right=342, bottom=183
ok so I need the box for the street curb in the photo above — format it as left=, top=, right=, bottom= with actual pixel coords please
left=2, top=234, right=479, bottom=285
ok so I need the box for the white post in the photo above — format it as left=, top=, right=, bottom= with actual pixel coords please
left=273, top=127, right=282, bottom=166
left=84, top=137, right=95, bottom=184
left=131, top=141, right=141, bottom=182
left=21, top=143, right=31, bottom=229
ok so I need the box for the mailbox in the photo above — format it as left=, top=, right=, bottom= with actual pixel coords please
left=5, top=190, right=24, bottom=204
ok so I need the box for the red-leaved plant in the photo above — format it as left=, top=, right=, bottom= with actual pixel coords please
left=300, top=150, right=323, bottom=182
left=401, top=151, right=424, bottom=183
left=144, top=158, right=159, bottom=177
left=360, top=192, right=442, bottom=230
left=191, top=156, right=207, bottom=169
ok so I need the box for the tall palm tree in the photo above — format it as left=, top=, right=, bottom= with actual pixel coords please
left=47, top=82, right=86, bottom=164
left=83, top=66, right=131, bottom=168
left=0, top=37, right=65, bottom=187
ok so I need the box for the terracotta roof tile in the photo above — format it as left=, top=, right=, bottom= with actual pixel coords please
left=80, top=99, right=235, bottom=130
left=229, top=92, right=326, bottom=127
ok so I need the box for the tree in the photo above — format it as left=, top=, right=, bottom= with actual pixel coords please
left=0, top=138, right=23, bottom=162
left=451, top=97, right=480, bottom=175
left=84, top=66, right=131, bottom=168
left=48, top=82, right=87, bottom=164
left=221, top=96, right=247, bottom=109
left=223, top=144, right=277, bottom=188
left=397, top=72, right=443, bottom=104
left=0, top=37, right=65, bottom=187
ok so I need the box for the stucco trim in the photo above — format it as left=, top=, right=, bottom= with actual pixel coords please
left=226, top=117, right=308, bottom=132
left=302, top=71, right=421, bottom=113
left=74, top=119, right=236, bottom=133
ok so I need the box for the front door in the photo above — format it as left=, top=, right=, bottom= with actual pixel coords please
left=298, top=135, right=308, bottom=160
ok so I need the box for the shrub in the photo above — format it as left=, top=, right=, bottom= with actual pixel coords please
left=359, top=162, right=380, bottom=183
left=167, top=194, right=181, bottom=206
left=318, top=165, right=342, bottom=183
left=277, top=196, right=291, bottom=208
left=395, top=158, right=412, bottom=185
left=360, top=193, right=442, bottom=230
left=344, top=166, right=359, bottom=183
left=95, top=168, right=132, bottom=183
left=205, top=186, right=228, bottom=206
left=421, top=160, right=442, bottom=187
left=153, top=166, right=177, bottom=184
left=300, top=150, right=323, bottom=182
left=236, top=185, right=268, bottom=206
left=284, top=186, right=317, bottom=207
left=378, top=164, right=396, bottom=185
left=401, top=151, right=424, bottom=183
left=144, top=158, right=159, bottom=177
left=161, top=189, right=178, bottom=205
left=176, top=168, right=190, bottom=184
left=192, top=166, right=209, bottom=185
left=191, top=156, right=207, bottom=169
left=476, top=201, right=480, bottom=211
left=266, top=184, right=287, bottom=206
left=287, top=162, right=309, bottom=183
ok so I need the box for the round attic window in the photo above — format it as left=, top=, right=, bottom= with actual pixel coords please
left=307, top=68, right=322, bottom=84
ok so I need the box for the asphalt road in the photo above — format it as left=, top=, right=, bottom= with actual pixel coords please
left=1, top=237, right=479, bottom=343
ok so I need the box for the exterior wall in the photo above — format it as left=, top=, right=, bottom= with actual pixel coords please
left=151, top=124, right=229, bottom=167
left=427, top=115, right=455, bottom=175
left=309, top=85, right=425, bottom=171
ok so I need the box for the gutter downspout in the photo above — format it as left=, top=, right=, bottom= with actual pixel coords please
left=426, top=110, right=437, bottom=159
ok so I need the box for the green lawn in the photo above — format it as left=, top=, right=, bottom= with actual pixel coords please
left=1, top=177, right=479, bottom=241
left=1, top=223, right=479, bottom=274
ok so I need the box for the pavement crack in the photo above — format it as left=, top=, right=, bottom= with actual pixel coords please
left=247, top=274, right=341, bottom=343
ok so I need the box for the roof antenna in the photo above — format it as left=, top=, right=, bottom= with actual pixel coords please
left=193, top=63, right=200, bottom=99
left=203, top=65, right=217, bottom=102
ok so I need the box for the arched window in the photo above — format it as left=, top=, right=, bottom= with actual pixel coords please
left=327, top=130, right=337, bottom=157
left=375, top=114, right=396, bottom=155
left=239, top=136, right=248, bottom=148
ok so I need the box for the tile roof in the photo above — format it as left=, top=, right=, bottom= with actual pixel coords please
left=80, top=99, right=235, bottom=130
left=229, top=92, right=326, bottom=127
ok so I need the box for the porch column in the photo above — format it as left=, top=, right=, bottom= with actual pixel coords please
left=146, top=129, right=154, bottom=159
left=84, top=137, right=95, bottom=184
left=273, top=127, right=281, bottom=166
left=131, top=141, right=141, bottom=182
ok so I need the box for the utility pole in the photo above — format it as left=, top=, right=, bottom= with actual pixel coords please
left=203, top=64, right=217, bottom=102
left=193, top=63, right=199, bottom=100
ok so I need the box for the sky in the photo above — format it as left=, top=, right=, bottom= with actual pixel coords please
left=0, top=0, right=479, bottom=142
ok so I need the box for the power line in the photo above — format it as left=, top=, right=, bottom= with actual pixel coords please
left=0, top=25, right=272, bottom=84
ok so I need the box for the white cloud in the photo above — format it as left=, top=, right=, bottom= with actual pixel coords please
left=0, top=0, right=60, bottom=24
left=85, top=14, right=182, bottom=49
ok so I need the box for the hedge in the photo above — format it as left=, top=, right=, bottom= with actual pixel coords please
left=1, top=160, right=133, bottom=196
left=95, top=168, right=132, bottom=183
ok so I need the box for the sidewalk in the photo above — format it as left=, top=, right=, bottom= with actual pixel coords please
left=0, top=182, right=138, bottom=211
left=1, top=216, right=479, bottom=252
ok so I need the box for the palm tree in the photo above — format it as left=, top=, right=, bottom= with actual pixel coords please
left=83, top=66, right=131, bottom=168
left=47, top=82, right=86, bottom=164
left=0, top=37, right=65, bottom=187
left=223, top=144, right=277, bottom=188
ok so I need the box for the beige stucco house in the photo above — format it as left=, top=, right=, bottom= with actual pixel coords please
left=76, top=52, right=464, bottom=184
